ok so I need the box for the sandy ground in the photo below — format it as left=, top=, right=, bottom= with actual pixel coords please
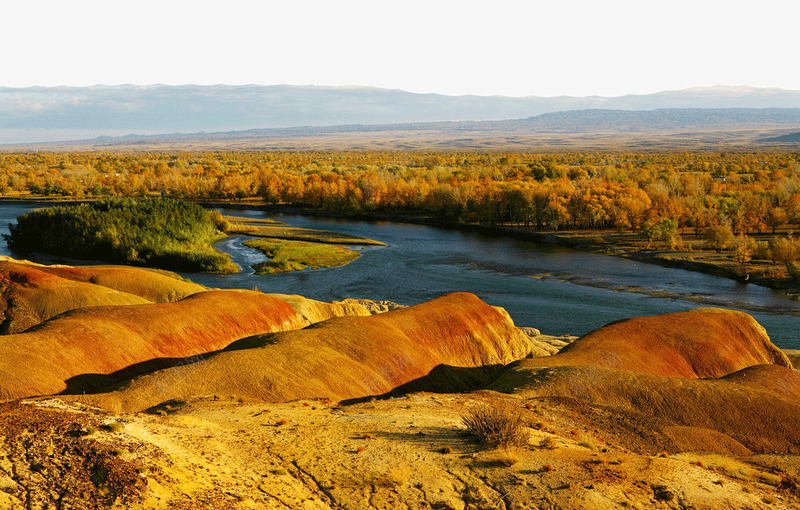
left=2, top=394, right=798, bottom=509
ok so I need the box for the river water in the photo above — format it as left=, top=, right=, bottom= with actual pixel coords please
left=2, top=203, right=800, bottom=349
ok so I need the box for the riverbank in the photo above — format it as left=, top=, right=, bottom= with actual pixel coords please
left=223, top=214, right=385, bottom=274
left=493, top=228, right=800, bottom=297
left=247, top=203, right=800, bottom=297
left=6, top=195, right=800, bottom=296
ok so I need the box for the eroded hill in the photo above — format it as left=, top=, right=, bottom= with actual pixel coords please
left=1, top=258, right=800, bottom=508
left=0, top=257, right=206, bottom=333
left=80, top=292, right=533, bottom=412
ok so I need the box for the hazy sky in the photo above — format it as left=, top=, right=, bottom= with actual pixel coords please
left=3, top=0, right=798, bottom=97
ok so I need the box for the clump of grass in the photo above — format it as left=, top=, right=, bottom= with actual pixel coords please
left=373, top=465, right=411, bottom=487
left=101, top=422, right=124, bottom=433
left=461, top=405, right=529, bottom=448
left=210, top=211, right=258, bottom=235
left=484, top=448, right=521, bottom=467
left=540, top=437, right=558, bottom=450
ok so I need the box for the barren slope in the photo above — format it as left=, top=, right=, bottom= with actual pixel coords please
left=0, top=290, right=305, bottom=399
left=491, top=363, right=800, bottom=454
left=82, top=292, right=533, bottom=412
left=488, top=308, right=800, bottom=455
left=4, top=396, right=799, bottom=510
left=0, top=258, right=207, bottom=333
left=512, top=307, right=791, bottom=378
left=0, top=260, right=151, bottom=333
left=265, top=293, right=372, bottom=323
left=33, top=263, right=207, bottom=302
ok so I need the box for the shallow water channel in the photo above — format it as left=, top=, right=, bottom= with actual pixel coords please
left=2, top=203, right=800, bottom=349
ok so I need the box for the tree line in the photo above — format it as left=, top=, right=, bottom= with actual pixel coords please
left=2, top=150, right=800, bottom=235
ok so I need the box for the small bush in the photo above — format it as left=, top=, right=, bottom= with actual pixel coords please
left=485, top=448, right=521, bottom=467
left=101, top=422, right=124, bottom=433
left=461, top=405, right=529, bottom=448
left=376, top=465, right=411, bottom=487
left=652, top=484, right=674, bottom=502
left=540, top=437, right=558, bottom=450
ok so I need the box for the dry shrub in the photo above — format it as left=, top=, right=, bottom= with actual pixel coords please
left=540, top=437, right=558, bottom=450
left=461, top=405, right=529, bottom=448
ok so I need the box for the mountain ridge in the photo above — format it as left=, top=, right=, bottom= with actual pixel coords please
left=8, top=107, right=798, bottom=151
left=2, top=84, right=800, bottom=145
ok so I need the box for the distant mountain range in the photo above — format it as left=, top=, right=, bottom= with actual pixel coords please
left=1, top=84, right=800, bottom=145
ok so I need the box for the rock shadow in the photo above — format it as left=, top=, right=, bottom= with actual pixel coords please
left=61, top=354, right=209, bottom=395
left=340, top=363, right=506, bottom=406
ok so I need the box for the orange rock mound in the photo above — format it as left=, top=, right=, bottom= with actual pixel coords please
left=85, top=292, right=532, bottom=412
left=0, top=258, right=206, bottom=333
left=33, top=263, right=207, bottom=302
left=513, top=307, right=790, bottom=378
left=0, top=290, right=304, bottom=399
left=490, top=308, right=800, bottom=454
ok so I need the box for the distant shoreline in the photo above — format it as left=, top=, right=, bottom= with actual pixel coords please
left=249, top=203, right=800, bottom=297
left=4, top=196, right=799, bottom=295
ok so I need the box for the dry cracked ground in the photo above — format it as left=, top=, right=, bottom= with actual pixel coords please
left=1, top=393, right=799, bottom=510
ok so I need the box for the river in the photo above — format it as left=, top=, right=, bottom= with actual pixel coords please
left=2, top=203, right=800, bottom=349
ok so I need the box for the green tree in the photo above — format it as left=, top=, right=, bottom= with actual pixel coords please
left=703, top=225, right=734, bottom=253
left=639, top=218, right=679, bottom=248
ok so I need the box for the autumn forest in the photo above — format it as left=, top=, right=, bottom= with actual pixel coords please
left=3, top=150, right=800, bottom=278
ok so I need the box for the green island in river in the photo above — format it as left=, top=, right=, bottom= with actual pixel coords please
left=224, top=214, right=385, bottom=274
left=5, top=198, right=384, bottom=275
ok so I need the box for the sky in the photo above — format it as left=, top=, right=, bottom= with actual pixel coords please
left=2, top=0, right=799, bottom=98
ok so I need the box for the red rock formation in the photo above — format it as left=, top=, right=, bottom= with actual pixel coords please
left=0, top=259, right=207, bottom=333
left=518, top=307, right=790, bottom=378
left=489, top=308, right=800, bottom=454
left=86, top=292, right=532, bottom=411
left=0, top=290, right=304, bottom=399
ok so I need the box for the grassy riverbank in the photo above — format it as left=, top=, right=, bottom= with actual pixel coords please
left=0, top=197, right=382, bottom=275
left=243, top=238, right=362, bottom=274
left=5, top=195, right=797, bottom=289
left=259, top=204, right=800, bottom=294
left=509, top=227, right=800, bottom=295
left=223, top=214, right=383, bottom=274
